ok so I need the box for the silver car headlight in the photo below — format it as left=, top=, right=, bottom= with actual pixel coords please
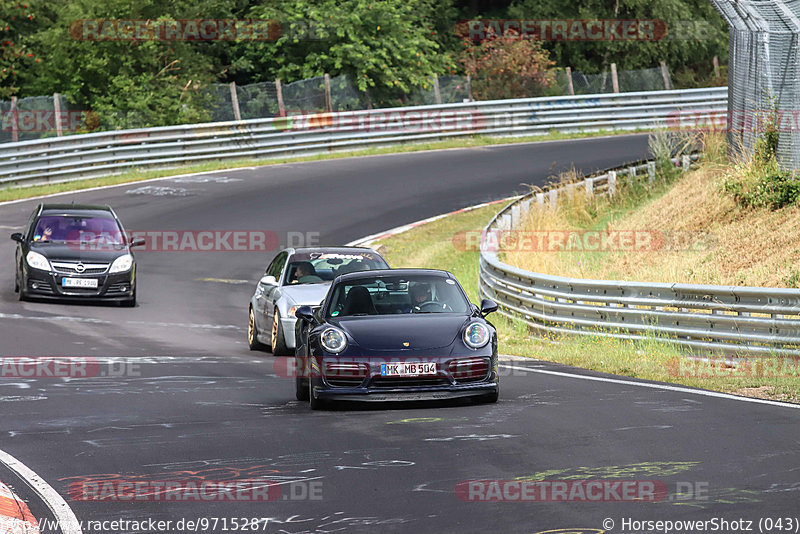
left=109, top=254, right=133, bottom=273
left=26, top=251, right=51, bottom=271
left=320, top=327, right=347, bottom=353
left=463, top=322, right=490, bottom=349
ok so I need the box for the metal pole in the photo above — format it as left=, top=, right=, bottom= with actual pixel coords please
left=275, top=79, right=285, bottom=117
left=10, top=96, right=18, bottom=143
left=565, top=67, right=575, bottom=95
left=610, top=63, right=620, bottom=93
left=323, top=73, right=332, bottom=112
left=53, top=93, right=63, bottom=137
left=229, top=82, right=242, bottom=121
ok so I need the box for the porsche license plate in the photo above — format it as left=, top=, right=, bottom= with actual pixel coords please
left=381, top=362, right=437, bottom=376
left=62, top=277, right=98, bottom=288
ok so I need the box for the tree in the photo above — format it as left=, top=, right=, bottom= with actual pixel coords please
left=461, top=28, right=554, bottom=100
left=240, top=0, right=457, bottom=106
left=0, top=1, right=40, bottom=98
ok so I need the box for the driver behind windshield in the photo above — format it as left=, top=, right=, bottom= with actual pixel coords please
left=405, top=282, right=432, bottom=313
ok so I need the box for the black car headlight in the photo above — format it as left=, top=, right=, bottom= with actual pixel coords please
left=320, top=327, right=347, bottom=353
left=463, top=322, right=490, bottom=349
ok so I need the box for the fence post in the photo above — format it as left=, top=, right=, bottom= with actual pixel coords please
left=433, top=75, right=442, bottom=105
left=608, top=171, right=617, bottom=196
left=229, top=82, right=242, bottom=121
left=565, top=66, right=575, bottom=96
left=466, top=75, right=473, bottom=101
left=584, top=177, right=594, bottom=198
left=648, top=161, right=656, bottom=183
left=10, top=96, right=18, bottom=143
left=682, top=154, right=690, bottom=171
left=548, top=189, right=558, bottom=208
left=713, top=55, right=720, bottom=78
left=610, top=63, right=620, bottom=93
left=53, top=93, right=63, bottom=137
left=275, top=79, right=285, bottom=117
left=660, top=61, right=670, bottom=89
left=323, top=73, right=333, bottom=112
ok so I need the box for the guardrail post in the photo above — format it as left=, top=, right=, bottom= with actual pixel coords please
left=584, top=177, right=594, bottom=197
left=230, top=82, right=242, bottom=121
left=660, top=61, right=671, bottom=90
left=627, top=166, right=636, bottom=186
left=10, top=96, right=18, bottom=143
left=647, top=161, right=656, bottom=183
left=682, top=154, right=690, bottom=171
left=275, top=79, right=285, bottom=117
left=608, top=170, right=617, bottom=196
left=324, top=73, right=333, bottom=112
left=53, top=93, right=63, bottom=137
left=610, top=63, right=620, bottom=93
left=511, top=204, right=521, bottom=228
left=536, top=193, right=545, bottom=205
left=565, top=67, right=575, bottom=96
left=548, top=189, right=558, bottom=208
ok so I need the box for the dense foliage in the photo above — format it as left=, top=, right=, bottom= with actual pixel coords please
left=2, top=0, right=728, bottom=127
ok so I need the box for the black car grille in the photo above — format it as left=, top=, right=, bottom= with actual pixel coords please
left=51, top=261, right=109, bottom=275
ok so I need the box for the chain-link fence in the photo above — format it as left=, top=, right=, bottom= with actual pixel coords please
left=3, top=65, right=679, bottom=142
left=553, top=66, right=673, bottom=95
left=710, top=0, right=800, bottom=171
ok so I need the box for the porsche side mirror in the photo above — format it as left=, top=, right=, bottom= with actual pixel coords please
left=130, top=237, right=146, bottom=247
left=260, top=275, right=277, bottom=286
left=10, top=233, right=23, bottom=243
left=480, top=299, right=498, bottom=317
left=295, top=305, right=315, bottom=323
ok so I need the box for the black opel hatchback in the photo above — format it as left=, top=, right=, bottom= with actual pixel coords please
left=11, top=204, right=144, bottom=306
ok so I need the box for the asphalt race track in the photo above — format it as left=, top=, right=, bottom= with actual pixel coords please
left=2, top=134, right=799, bottom=534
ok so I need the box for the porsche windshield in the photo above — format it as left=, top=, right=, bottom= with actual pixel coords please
left=32, top=215, right=124, bottom=244
left=327, top=274, right=470, bottom=316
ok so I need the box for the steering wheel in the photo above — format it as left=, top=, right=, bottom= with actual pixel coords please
left=413, top=301, right=452, bottom=312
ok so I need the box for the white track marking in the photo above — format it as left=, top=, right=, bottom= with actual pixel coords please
left=0, top=448, right=82, bottom=534
left=501, top=364, right=800, bottom=410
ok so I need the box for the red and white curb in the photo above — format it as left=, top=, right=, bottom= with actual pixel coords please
left=0, top=481, right=38, bottom=534
left=345, top=196, right=521, bottom=248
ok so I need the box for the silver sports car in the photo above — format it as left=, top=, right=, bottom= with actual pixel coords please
left=248, top=246, right=389, bottom=355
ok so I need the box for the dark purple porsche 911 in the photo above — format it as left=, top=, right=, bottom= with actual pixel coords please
left=293, top=268, right=500, bottom=409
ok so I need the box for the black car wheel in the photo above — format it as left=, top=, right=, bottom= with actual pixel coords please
left=248, top=307, right=268, bottom=351
left=295, top=377, right=309, bottom=401
left=271, top=309, right=290, bottom=356
left=13, top=265, right=19, bottom=293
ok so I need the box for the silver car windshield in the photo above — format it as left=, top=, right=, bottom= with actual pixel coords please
left=284, top=252, right=388, bottom=285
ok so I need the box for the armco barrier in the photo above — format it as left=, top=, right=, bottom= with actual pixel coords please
left=0, top=87, right=726, bottom=188
left=478, top=156, right=800, bottom=357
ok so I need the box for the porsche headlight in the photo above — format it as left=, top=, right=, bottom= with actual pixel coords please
left=320, top=327, right=347, bottom=353
left=109, top=254, right=133, bottom=273
left=26, top=251, right=51, bottom=271
left=463, top=322, right=490, bottom=349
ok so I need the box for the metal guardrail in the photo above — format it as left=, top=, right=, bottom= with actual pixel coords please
left=0, top=87, right=726, bottom=188
left=478, top=156, right=800, bottom=357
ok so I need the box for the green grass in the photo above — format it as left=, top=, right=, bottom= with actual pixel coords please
left=0, top=129, right=645, bottom=203
left=374, top=202, right=800, bottom=404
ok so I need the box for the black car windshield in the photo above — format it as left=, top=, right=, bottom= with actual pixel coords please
left=327, top=274, right=470, bottom=317
left=284, top=252, right=388, bottom=285
left=32, top=215, right=124, bottom=244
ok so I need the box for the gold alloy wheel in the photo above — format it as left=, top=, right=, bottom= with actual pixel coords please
left=248, top=308, right=256, bottom=345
